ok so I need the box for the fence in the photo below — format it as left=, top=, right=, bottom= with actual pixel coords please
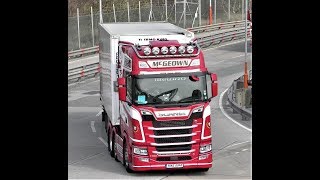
left=68, top=21, right=252, bottom=83
left=68, top=0, right=250, bottom=51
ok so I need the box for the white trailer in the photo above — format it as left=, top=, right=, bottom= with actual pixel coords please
left=98, top=22, right=195, bottom=126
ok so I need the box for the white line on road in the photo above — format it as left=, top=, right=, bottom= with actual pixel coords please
left=242, top=148, right=249, bottom=151
left=224, top=141, right=251, bottom=149
left=230, top=54, right=245, bottom=59
left=90, top=121, right=96, bottom=133
left=208, top=54, right=245, bottom=65
left=98, top=137, right=108, bottom=148
left=219, top=88, right=252, bottom=132
left=96, top=109, right=103, bottom=117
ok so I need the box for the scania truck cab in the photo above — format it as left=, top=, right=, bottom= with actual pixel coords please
left=99, top=22, right=218, bottom=172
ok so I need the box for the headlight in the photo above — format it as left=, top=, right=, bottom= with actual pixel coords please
left=144, top=47, right=151, bottom=55
left=200, top=144, right=212, bottom=153
left=192, top=105, right=204, bottom=113
left=152, top=47, right=160, bottom=55
left=161, top=46, right=168, bottom=54
left=133, top=147, right=148, bottom=155
left=141, top=110, right=152, bottom=115
left=178, top=46, right=185, bottom=54
left=186, top=45, right=194, bottom=54
left=169, top=46, right=177, bottom=54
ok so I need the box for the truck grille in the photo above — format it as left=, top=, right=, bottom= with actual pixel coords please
left=153, top=118, right=193, bottom=127
left=154, top=129, right=192, bottom=135
left=156, top=136, right=192, bottom=144
left=157, top=156, right=191, bottom=161
left=156, top=144, right=192, bottom=152
left=151, top=113, right=201, bottom=152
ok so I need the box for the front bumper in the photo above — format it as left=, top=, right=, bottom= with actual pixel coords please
left=130, top=152, right=212, bottom=171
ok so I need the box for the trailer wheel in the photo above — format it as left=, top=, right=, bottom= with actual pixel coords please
left=123, top=140, right=133, bottom=173
left=107, top=128, right=111, bottom=152
left=109, top=132, right=115, bottom=158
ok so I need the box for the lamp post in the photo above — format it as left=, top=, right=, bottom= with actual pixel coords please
left=209, top=0, right=213, bottom=25
left=243, top=0, right=249, bottom=89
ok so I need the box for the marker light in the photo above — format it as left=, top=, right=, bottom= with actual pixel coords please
left=139, top=61, right=149, bottom=68
left=161, top=46, right=168, bottom=55
left=144, top=47, right=151, bottom=55
left=169, top=46, right=177, bottom=54
left=178, top=46, right=185, bottom=54
left=190, top=59, right=200, bottom=66
left=186, top=32, right=193, bottom=38
left=152, top=47, right=160, bottom=55
left=186, top=45, right=194, bottom=54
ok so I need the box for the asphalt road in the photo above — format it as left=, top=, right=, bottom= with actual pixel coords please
left=68, top=40, right=252, bottom=179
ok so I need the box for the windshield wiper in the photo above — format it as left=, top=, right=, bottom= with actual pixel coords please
left=151, top=88, right=178, bottom=103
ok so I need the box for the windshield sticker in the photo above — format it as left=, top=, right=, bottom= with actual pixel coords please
left=136, top=95, right=147, bottom=104
left=154, top=77, right=187, bottom=82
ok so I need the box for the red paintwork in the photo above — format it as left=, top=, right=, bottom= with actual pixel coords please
left=107, top=40, right=214, bottom=172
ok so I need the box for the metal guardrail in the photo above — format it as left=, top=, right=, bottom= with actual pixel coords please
left=227, top=75, right=252, bottom=120
left=68, top=21, right=252, bottom=84
left=68, top=46, right=99, bottom=59
left=188, top=20, right=250, bottom=34
left=68, top=21, right=252, bottom=59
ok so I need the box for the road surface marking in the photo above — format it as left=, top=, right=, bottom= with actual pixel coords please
left=68, top=152, right=104, bottom=165
left=219, top=88, right=252, bottom=132
left=96, top=110, right=103, bottom=117
left=90, top=121, right=96, bottom=133
left=224, top=141, right=251, bottom=149
left=242, top=148, right=249, bottom=151
left=231, top=54, right=245, bottom=59
left=98, top=137, right=108, bottom=148
left=235, top=152, right=240, bottom=154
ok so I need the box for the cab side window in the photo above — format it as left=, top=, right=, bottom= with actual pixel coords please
left=124, top=71, right=132, bottom=101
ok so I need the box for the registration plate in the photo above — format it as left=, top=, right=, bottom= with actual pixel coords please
left=166, top=164, right=183, bottom=168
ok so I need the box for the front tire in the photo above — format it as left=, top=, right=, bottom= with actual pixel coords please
left=198, top=168, right=209, bottom=172
left=123, top=140, right=133, bottom=173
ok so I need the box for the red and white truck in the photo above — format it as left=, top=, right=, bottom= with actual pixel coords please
left=99, top=22, right=218, bottom=172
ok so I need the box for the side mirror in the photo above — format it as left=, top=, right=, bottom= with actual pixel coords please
left=118, top=77, right=126, bottom=86
left=117, top=78, right=126, bottom=101
left=211, top=82, right=218, bottom=97
left=210, top=73, right=218, bottom=98
left=118, top=87, right=127, bottom=101
left=210, top=73, right=217, bottom=81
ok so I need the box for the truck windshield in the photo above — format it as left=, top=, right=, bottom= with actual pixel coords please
left=132, top=73, right=209, bottom=105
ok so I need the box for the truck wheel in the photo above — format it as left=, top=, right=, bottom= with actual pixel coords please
left=114, top=141, right=120, bottom=162
left=107, top=128, right=111, bottom=152
left=198, top=168, right=209, bottom=172
left=102, top=110, right=106, bottom=122
left=123, top=140, right=134, bottom=173
left=110, top=132, right=115, bottom=158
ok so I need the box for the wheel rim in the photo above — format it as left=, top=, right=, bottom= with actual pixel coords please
left=124, top=144, right=129, bottom=167
left=110, top=138, right=113, bottom=150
